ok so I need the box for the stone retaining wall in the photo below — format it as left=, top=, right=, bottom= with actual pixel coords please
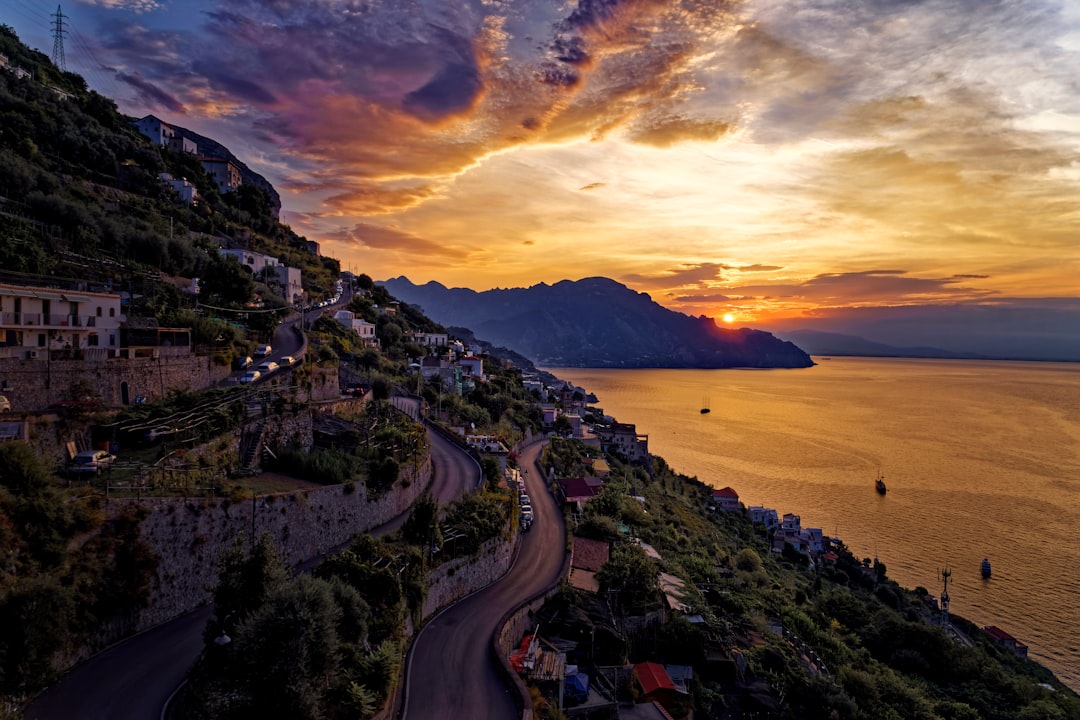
left=111, top=454, right=432, bottom=631
left=0, top=353, right=229, bottom=410
left=421, top=531, right=516, bottom=620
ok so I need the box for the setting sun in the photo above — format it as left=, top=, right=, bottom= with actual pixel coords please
left=722, top=313, right=735, bottom=324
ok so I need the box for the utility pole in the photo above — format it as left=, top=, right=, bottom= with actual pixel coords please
left=51, top=5, right=67, bottom=72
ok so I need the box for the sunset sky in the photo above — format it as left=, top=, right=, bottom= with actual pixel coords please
left=5, top=0, right=1080, bottom=352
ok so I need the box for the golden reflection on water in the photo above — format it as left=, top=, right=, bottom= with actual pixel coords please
left=552, top=357, right=1080, bottom=690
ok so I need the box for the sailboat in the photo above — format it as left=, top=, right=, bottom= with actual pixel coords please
left=700, top=396, right=711, bottom=414
left=875, top=470, right=887, bottom=495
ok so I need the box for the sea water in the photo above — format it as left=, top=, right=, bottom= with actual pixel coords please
left=551, top=357, right=1080, bottom=689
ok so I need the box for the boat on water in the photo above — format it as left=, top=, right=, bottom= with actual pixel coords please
left=982, top=558, right=992, bottom=579
left=875, top=471, right=887, bottom=495
left=700, top=396, right=710, bottom=414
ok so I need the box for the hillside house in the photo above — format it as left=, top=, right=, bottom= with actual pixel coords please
left=984, top=626, right=1028, bottom=658
left=135, top=115, right=197, bottom=154
left=748, top=505, right=779, bottom=532
left=557, top=476, right=604, bottom=510
left=411, top=332, right=448, bottom=348
left=201, top=157, right=242, bottom=193
left=712, top=486, right=740, bottom=512
left=458, top=355, right=484, bottom=381
left=595, top=422, right=649, bottom=462
left=334, top=311, right=377, bottom=347
left=0, top=283, right=123, bottom=359
left=218, top=249, right=302, bottom=304
left=159, top=173, right=199, bottom=204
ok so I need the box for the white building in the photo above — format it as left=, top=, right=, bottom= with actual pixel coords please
left=274, top=266, right=303, bottom=305
left=411, top=332, right=448, bottom=348
left=0, top=283, right=123, bottom=359
left=135, top=115, right=197, bottom=154
left=748, top=506, right=779, bottom=532
left=596, top=422, right=649, bottom=462
left=333, top=311, right=378, bottom=346
left=712, top=486, right=740, bottom=512
left=219, top=248, right=279, bottom=271
left=458, top=355, right=484, bottom=381
left=159, top=173, right=199, bottom=205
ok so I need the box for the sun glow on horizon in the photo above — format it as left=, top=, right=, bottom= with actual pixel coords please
left=722, top=313, right=735, bottom=324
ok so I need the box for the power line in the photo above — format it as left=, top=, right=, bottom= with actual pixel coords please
left=50, top=4, right=67, bottom=72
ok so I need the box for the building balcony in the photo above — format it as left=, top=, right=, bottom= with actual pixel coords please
left=0, top=312, right=100, bottom=328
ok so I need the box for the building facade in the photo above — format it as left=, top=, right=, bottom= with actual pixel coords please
left=201, top=157, right=242, bottom=193
left=0, top=283, right=123, bottom=359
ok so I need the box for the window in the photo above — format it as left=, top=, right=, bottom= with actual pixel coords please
left=37, top=333, right=46, bottom=347
left=96, top=307, right=102, bottom=317
left=109, top=335, right=116, bottom=346
left=109, top=307, right=116, bottom=317
left=88, top=334, right=99, bottom=347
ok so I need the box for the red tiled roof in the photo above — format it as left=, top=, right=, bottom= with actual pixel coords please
left=713, top=486, right=739, bottom=498
left=984, top=625, right=1014, bottom=642
left=559, top=477, right=601, bottom=499
left=635, top=661, right=676, bottom=695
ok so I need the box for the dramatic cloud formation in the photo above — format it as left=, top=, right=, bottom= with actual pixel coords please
left=6, top=0, right=1080, bottom=352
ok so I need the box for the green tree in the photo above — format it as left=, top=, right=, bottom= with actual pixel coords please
left=480, top=455, right=502, bottom=491
left=211, top=533, right=289, bottom=633
left=235, top=575, right=342, bottom=720
left=401, top=493, right=440, bottom=548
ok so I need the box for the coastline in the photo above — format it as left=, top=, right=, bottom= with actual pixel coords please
left=546, top=359, right=1080, bottom=693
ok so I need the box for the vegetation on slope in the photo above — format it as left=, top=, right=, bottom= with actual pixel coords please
left=540, top=439, right=1080, bottom=720
left=0, top=25, right=337, bottom=341
left=0, top=444, right=156, bottom=703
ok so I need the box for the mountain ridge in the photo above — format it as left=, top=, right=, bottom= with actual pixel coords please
left=380, top=276, right=814, bottom=369
left=773, top=329, right=989, bottom=360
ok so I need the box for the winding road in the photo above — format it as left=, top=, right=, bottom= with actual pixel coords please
left=402, top=437, right=565, bottom=720
left=26, top=397, right=480, bottom=720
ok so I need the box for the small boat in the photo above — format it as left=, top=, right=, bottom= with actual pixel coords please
left=875, top=471, right=887, bottom=495
left=700, top=396, right=710, bottom=414
left=981, top=558, right=992, bottom=579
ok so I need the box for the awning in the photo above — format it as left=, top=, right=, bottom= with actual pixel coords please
left=31, top=291, right=64, bottom=301
left=62, top=295, right=94, bottom=303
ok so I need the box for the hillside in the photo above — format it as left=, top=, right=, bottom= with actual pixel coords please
left=381, top=276, right=814, bottom=369
left=0, top=26, right=337, bottom=313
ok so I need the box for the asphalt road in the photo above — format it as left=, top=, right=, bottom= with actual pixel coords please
left=25, top=398, right=478, bottom=720
left=402, top=437, right=565, bottom=720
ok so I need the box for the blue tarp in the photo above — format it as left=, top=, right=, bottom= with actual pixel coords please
left=565, top=672, right=589, bottom=702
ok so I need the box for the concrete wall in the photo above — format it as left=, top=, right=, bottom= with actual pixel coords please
left=109, top=454, right=432, bottom=631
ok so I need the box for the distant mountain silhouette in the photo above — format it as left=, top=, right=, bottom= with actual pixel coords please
left=773, top=330, right=989, bottom=360
left=380, top=276, right=814, bottom=369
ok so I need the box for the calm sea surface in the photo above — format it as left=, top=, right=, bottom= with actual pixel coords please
left=550, top=358, right=1080, bottom=690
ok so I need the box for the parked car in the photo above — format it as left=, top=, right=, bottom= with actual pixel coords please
left=519, top=494, right=531, bottom=506
left=279, top=355, right=298, bottom=367
left=69, top=450, right=116, bottom=475
left=253, top=344, right=272, bottom=357
left=239, top=369, right=261, bottom=384
left=0, top=395, right=10, bottom=413
left=235, top=355, right=254, bottom=370
left=344, top=385, right=366, bottom=397
left=256, top=361, right=279, bottom=374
